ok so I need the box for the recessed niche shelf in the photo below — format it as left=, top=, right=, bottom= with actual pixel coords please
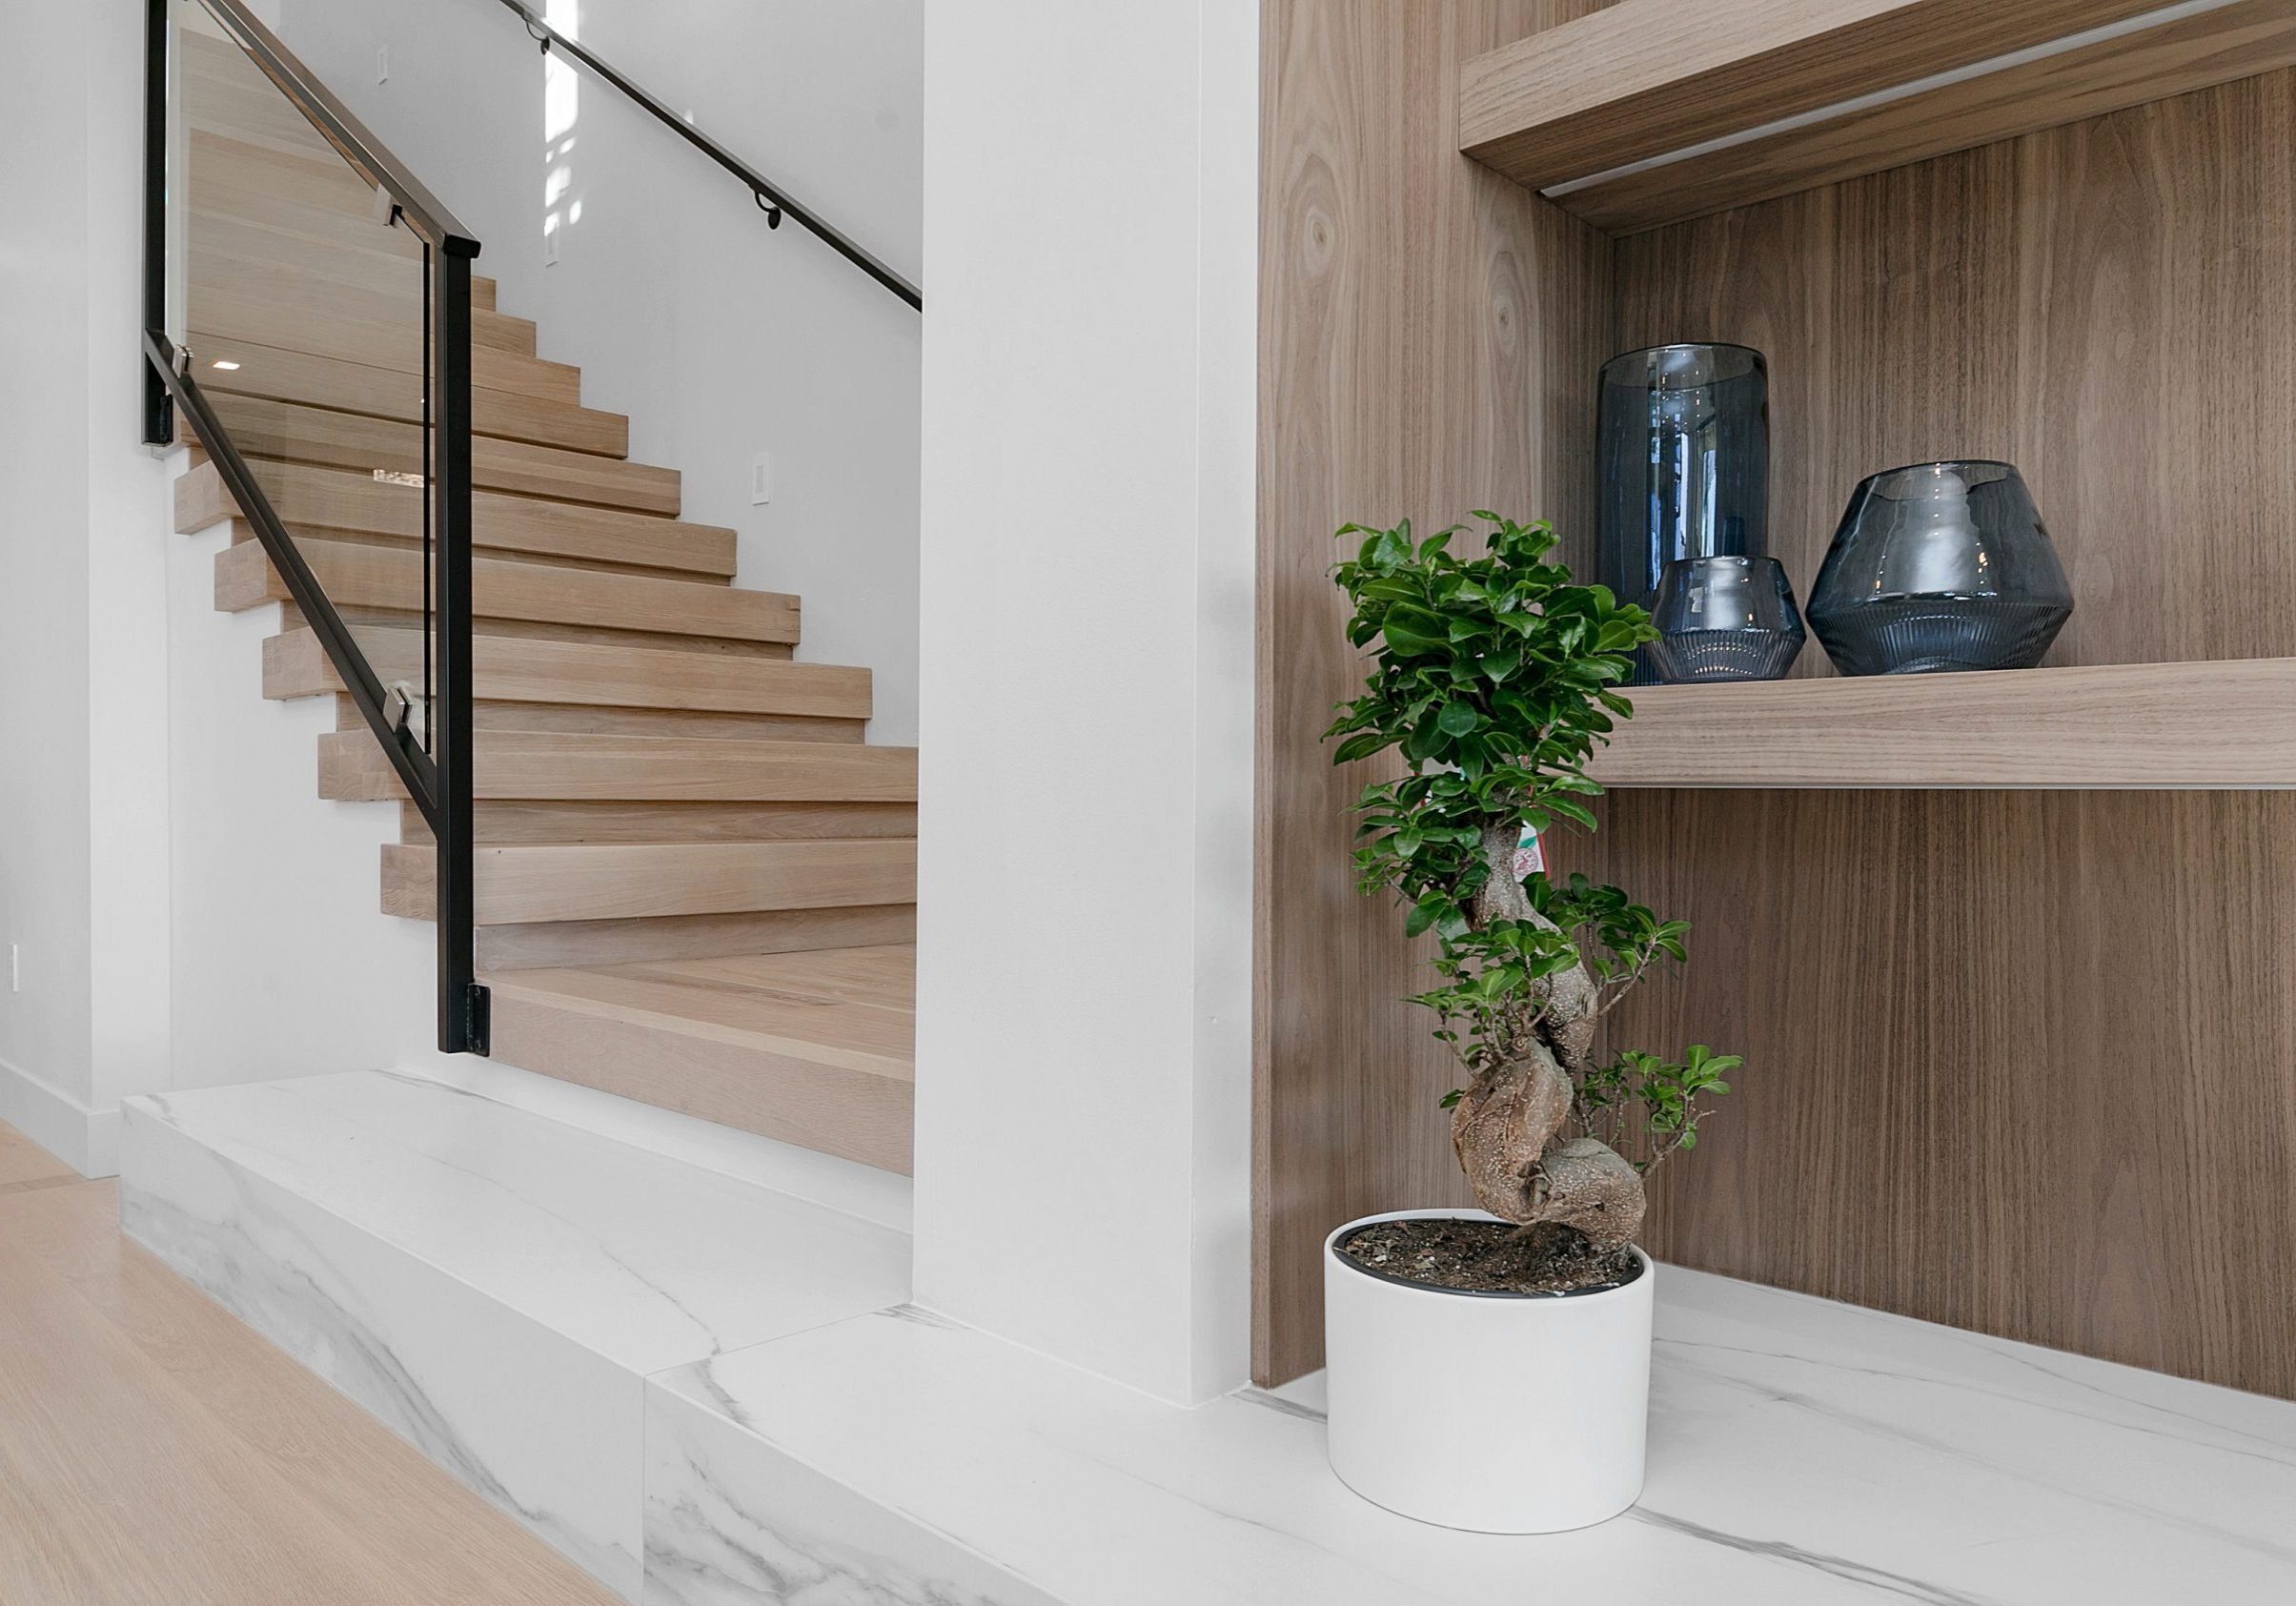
left=1460, top=0, right=2296, bottom=234
left=1586, top=658, right=2296, bottom=788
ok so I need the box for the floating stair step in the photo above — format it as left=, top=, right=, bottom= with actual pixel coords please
left=215, top=539, right=796, bottom=646
left=409, top=799, right=917, bottom=846
left=335, top=692, right=860, bottom=746
left=193, top=254, right=538, bottom=356
left=187, top=211, right=500, bottom=310
left=316, top=729, right=917, bottom=803
left=194, top=271, right=581, bottom=401
left=193, top=397, right=680, bottom=515
left=194, top=334, right=627, bottom=457
left=477, top=905, right=917, bottom=971
left=483, top=947, right=918, bottom=1172
left=179, top=459, right=733, bottom=579
left=118, top=1067, right=911, bottom=1597
left=266, top=626, right=866, bottom=718
left=379, top=839, right=919, bottom=924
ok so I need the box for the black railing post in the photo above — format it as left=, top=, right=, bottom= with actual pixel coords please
left=142, top=0, right=173, bottom=445
left=432, top=243, right=488, bottom=1055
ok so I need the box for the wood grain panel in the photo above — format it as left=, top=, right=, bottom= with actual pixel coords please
left=1587, top=658, right=2296, bottom=788
left=1570, top=789, right=2296, bottom=1397
left=1556, top=0, right=2296, bottom=234
left=1607, top=71, right=2296, bottom=672
left=1459, top=0, right=2171, bottom=190
left=1584, top=70, right=2296, bottom=1399
left=1253, top=0, right=1615, bottom=1385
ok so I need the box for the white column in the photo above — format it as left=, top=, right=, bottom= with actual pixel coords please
left=913, top=0, right=1260, bottom=1404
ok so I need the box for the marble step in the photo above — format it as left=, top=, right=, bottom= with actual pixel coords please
left=641, top=1271, right=2296, bottom=1606
left=118, top=1068, right=910, bottom=1603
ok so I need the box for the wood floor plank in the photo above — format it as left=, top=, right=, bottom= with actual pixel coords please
left=0, top=1170, right=617, bottom=1606
left=0, top=1123, right=75, bottom=1194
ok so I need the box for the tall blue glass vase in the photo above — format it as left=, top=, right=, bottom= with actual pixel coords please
left=1596, top=344, right=1770, bottom=683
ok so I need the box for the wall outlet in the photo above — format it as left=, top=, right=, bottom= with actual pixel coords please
left=376, top=46, right=389, bottom=84
left=750, top=452, right=773, bottom=506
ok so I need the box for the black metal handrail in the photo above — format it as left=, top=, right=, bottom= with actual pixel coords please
left=142, top=0, right=490, bottom=1055
left=485, top=0, right=924, bottom=313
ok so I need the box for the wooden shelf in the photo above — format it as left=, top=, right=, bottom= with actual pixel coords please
left=1461, top=0, right=2296, bottom=234
left=1585, top=659, right=2296, bottom=788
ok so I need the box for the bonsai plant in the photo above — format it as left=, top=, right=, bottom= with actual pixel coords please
left=1316, top=511, right=1744, bottom=1534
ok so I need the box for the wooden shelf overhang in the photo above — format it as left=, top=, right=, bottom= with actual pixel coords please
left=1584, top=659, right=2296, bottom=789
left=1460, top=0, right=2296, bottom=234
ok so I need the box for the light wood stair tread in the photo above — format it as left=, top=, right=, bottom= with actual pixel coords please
left=267, top=627, right=868, bottom=717
left=193, top=334, right=628, bottom=457
left=215, top=539, right=796, bottom=645
left=485, top=947, right=917, bottom=1080
left=382, top=839, right=919, bottom=925
left=319, top=729, right=916, bottom=803
left=177, top=460, right=731, bottom=579
left=193, top=396, right=680, bottom=515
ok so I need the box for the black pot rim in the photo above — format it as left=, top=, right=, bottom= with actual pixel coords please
left=1329, top=1218, right=1650, bottom=1301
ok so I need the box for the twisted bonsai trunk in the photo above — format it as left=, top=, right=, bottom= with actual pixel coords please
left=1447, top=823, right=1646, bottom=1252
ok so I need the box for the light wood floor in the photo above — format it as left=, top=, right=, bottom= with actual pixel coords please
left=0, top=1120, right=616, bottom=1606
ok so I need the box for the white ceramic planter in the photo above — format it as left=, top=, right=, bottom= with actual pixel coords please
left=1323, top=1208, right=1654, bottom=1534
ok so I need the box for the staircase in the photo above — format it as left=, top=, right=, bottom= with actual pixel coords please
left=175, top=29, right=916, bottom=1172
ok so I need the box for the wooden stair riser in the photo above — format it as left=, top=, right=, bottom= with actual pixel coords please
left=177, top=462, right=732, bottom=579
left=316, top=728, right=915, bottom=803
left=477, top=905, right=917, bottom=970
left=405, top=800, right=918, bottom=846
left=193, top=257, right=538, bottom=356
left=193, top=335, right=626, bottom=457
left=263, top=624, right=864, bottom=719
left=191, top=210, right=500, bottom=311
left=215, top=538, right=797, bottom=646
left=333, top=694, right=864, bottom=745
left=483, top=981, right=914, bottom=1172
left=191, top=398, right=680, bottom=515
left=381, top=840, right=919, bottom=924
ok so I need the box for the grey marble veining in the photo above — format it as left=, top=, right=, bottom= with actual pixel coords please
left=119, top=1069, right=913, bottom=1605
left=642, top=1267, right=2296, bottom=1606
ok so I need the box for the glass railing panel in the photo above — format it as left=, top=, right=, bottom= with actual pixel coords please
left=173, top=0, right=437, bottom=751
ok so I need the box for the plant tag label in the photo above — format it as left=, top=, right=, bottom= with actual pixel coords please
left=1514, top=823, right=1545, bottom=881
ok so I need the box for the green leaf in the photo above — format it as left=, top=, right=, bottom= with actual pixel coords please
left=1436, top=701, right=1480, bottom=737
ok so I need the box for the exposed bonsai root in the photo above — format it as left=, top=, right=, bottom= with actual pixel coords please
left=1450, top=1044, right=1573, bottom=1222
left=1522, top=1136, right=1644, bottom=1252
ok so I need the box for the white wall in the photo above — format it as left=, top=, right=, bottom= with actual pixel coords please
left=277, top=0, right=923, bottom=743
left=912, top=0, right=1260, bottom=1406
left=0, top=0, right=177, bottom=1174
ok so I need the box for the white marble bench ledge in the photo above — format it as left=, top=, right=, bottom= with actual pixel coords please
left=642, top=1264, right=2296, bottom=1606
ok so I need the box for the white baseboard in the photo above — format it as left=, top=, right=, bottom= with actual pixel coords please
left=0, top=1055, right=118, bottom=1177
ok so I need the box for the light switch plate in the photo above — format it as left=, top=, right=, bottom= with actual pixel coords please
left=376, top=46, right=389, bottom=84
left=750, top=452, right=773, bottom=506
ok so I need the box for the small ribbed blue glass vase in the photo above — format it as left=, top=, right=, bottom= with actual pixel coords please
left=1596, top=343, right=1770, bottom=683
left=1807, top=461, right=2072, bottom=676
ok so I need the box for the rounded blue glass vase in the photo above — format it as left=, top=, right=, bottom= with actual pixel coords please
left=1806, top=460, right=2073, bottom=676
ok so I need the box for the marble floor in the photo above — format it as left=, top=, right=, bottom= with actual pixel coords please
left=0, top=1125, right=617, bottom=1606
left=120, top=1069, right=2296, bottom=1606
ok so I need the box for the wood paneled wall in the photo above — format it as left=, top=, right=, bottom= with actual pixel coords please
left=1587, top=72, right=2296, bottom=1398
left=1252, top=0, right=1613, bottom=1384
left=1257, top=9, right=2296, bottom=1396
left=1606, top=68, right=2296, bottom=672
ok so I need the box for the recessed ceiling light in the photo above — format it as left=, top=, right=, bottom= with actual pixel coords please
left=211, top=359, right=241, bottom=371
